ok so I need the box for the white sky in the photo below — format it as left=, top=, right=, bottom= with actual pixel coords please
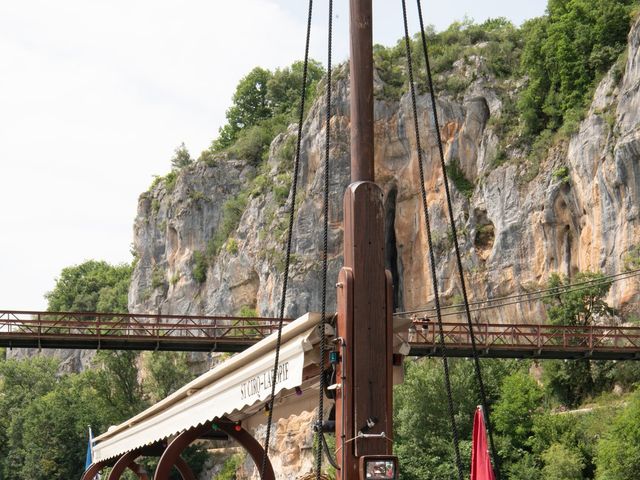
left=0, top=0, right=547, bottom=311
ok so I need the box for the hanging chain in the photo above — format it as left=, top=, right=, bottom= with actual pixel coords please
left=260, top=1, right=314, bottom=477
left=315, top=0, right=333, bottom=479
left=414, top=0, right=501, bottom=476
left=400, top=1, right=464, bottom=478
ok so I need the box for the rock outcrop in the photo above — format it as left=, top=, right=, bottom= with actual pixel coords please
left=131, top=21, right=640, bottom=324
left=128, top=19, right=640, bottom=480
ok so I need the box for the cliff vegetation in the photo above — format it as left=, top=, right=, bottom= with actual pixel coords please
left=3, top=0, right=640, bottom=478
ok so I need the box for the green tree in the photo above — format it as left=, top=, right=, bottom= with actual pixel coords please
left=45, top=260, right=132, bottom=313
left=14, top=373, right=118, bottom=480
left=266, top=60, right=324, bottom=117
left=0, top=358, right=59, bottom=479
left=170, top=142, right=192, bottom=170
left=519, top=0, right=635, bottom=135
left=45, top=260, right=143, bottom=417
left=213, top=67, right=273, bottom=150
left=143, top=352, right=194, bottom=402
left=545, top=272, right=614, bottom=327
left=595, top=389, right=640, bottom=479
left=542, top=443, right=584, bottom=480
left=394, top=358, right=519, bottom=480
left=89, top=351, right=146, bottom=418
left=493, top=371, right=544, bottom=452
left=543, top=272, right=615, bottom=406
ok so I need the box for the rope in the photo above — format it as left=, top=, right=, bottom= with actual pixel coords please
left=261, top=0, right=314, bottom=477
left=395, top=268, right=640, bottom=318
left=414, top=0, right=501, bottom=476
left=400, top=2, right=464, bottom=478
left=315, top=0, right=333, bottom=479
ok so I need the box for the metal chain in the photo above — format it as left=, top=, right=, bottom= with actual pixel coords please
left=400, top=1, right=464, bottom=479
left=414, top=0, right=501, bottom=476
left=315, top=0, right=333, bottom=479
left=260, top=1, right=314, bottom=477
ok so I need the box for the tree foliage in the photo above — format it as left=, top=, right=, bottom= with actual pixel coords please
left=542, top=272, right=617, bottom=406
left=45, top=260, right=132, bottom=313
left=595, top=390, right=640, bottom=479
left=493, top=371, right=544, bottom=452
left=542, top=443, right=585, bottom=480
left=170, top=142, right=192, bottom=170
left=394, top=358, right=520, bottom=480
left=211, top=60, right=324, bottom=157
left=143, top=352, right=194, bottom=402
left=545, top=271, right=615, bottom=327
left=519, top=0, right=635, bottom=135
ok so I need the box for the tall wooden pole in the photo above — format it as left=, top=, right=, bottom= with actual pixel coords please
left=336, top=1, right=395, bottom=478
left=349, top=0, right=375, bottom=182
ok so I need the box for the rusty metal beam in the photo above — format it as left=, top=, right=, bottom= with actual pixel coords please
left=406, top=321, right=640, bottom=360
left=0, top=309, right=291, bottom=352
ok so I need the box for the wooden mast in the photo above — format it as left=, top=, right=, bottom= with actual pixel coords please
left=335, top=1, right=395, bottom=478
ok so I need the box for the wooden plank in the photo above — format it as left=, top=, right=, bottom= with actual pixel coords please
left=343, top=181, right=390, bottom=457
left=336, top=267, right=357, bottom=478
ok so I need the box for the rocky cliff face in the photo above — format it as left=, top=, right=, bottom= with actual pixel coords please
left=130, top=19, right=640, bottom=324
left=126, top=19, right=640, bottom=480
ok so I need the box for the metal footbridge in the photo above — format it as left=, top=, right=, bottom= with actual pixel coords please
left=2, top=310, right=640, bottom=360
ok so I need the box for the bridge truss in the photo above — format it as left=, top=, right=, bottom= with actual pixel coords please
left=2, top=310, right=640, bottom=360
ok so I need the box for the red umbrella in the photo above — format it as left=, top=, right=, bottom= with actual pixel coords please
left=471, top=407, right=495, bottom=480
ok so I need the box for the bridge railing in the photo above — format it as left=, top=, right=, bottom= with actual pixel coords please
left=0, top=310, right=289, bottom=342
left=404, top=321, right=640, bottom=353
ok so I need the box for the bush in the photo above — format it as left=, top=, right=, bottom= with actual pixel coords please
left=622, top=245, right=640, bottom=272
left=228, top=124, right=274, bottom=163
left=542, top=443, right=584, bottom=480
left=164, top=171, right=178, bottom=193
left=226, top=238, right=238, bottom=255
left=208, top=192, right=249, bottom=259
left=170, top=142, right=192, bottom=170
left=595, top=390, right=640, bottom=479
left=214, top=453, right=244, bottom=480
left=445, top=159, right=475, bottom=198
left=192, top=251, right=207, bottom=283
left=151, top=266, right=165, bottom=290
left=552, top=166, right=570, bottom=184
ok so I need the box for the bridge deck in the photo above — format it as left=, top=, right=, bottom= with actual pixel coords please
left=2, top=311, right=640, bottom=360
left=405, top=321, right=640, bottom=360
left=0, top=310, right=288, bottom=352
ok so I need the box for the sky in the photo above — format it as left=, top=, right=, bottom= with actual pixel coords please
left=0, top=0, right=548, bottom=311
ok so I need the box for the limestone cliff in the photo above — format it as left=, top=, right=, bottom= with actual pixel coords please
left=130, top=20, right=640, bottom=324
left=126, top=18, right=640, bottom=480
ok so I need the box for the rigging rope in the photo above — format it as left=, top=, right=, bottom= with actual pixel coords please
left=395, top=268, right=640, bottom=318
left=261, top=0, right=314, bottom=477
left=315, top=0, right=333, bottom=478
left=400, top=1, right=464, bottom=478
left=414, top=0, right=501, bottom=476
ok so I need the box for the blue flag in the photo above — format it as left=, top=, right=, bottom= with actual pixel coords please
left=84, top=426, right=93, bottom=470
